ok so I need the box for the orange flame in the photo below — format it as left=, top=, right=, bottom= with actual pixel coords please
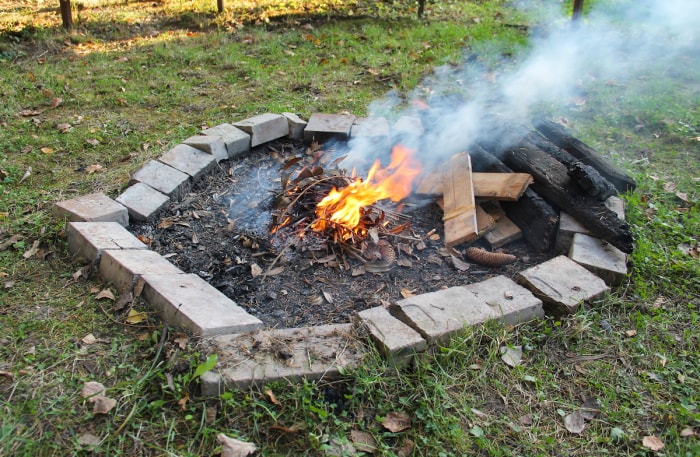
left=312, top=145, right=421, bottom=234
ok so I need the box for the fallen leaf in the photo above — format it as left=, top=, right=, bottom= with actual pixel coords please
left=350, top=429, right=377, bottom=453
left=580, top=396, right=600, bottom=420
left=77, top=432, right=101, bottom=447
left=40, top=146, right=54, bottom=154
left=322, top=289, right=333, bottom=304
left=625, top=329, right=637, bottom=337
left=174, top=335, right=188, bottom=350
left=177, top=392, right=189, bottom=411
left=81, top=333, right=97, bottom=345
left=125, top=308, right=147, bottom=325
left=85, top=164, right=102, bottom=174
left=56, top=122, right=72, bottom=133
left=518, top=414, right=533, bottom=426
left=397, top=438, right=414, bottom=457
left=20, top=109, right=42, bottom=116
left=250, top=263, right=262, bottom=277
left=92, top=395, right=117, bottom=414
left=642, top=435, right=664, bottom=451
left=564, top=411, right=585, bottom=434
left=19, top=167, right=32, bottom=184
left=0, top=234, right=23, bottom=251
left=81, top=381, right=106, bottom=399
left=4, top=280, right=15, bottom=289
left=381, top=411, right=411, bottom=432
left=217, top=433, right=257, bottom=457
left=50, top=97, right=63, bottom=109
left=95, top=288, right=115, bottom=301
left=22, top=240, right=41, bottom=259
left=85, top=138, right=100, bottom=146
left=680, top=427, right=695, bottom=437
left=397, top=257, right=412, bottom=267
left=400, top=288, right=415, bottom=299
left=500, top=345, right=523, bottom=367
left=264, top=389, right=280, bottom=405
left=265, top=265, right=285, bottom=276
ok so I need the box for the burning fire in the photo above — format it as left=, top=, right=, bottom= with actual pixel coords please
left=311, top=144, right=421, bottom=234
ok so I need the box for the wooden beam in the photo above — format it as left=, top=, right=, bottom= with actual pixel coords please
left=442, top=152, right=477, bottom=246
left=482, top=203, right=522, bottom=248
left=437, top=200, right=496, bottom=243
left=416, top=171, right=532, bottom=201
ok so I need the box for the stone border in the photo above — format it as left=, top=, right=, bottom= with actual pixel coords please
left=54, top=112, right=629, bottom=393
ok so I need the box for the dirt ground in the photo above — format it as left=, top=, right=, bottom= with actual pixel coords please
left=130, top=139, right=553, bottom=329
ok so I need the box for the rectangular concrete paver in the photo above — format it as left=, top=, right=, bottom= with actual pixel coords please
left=199, top=324, right=364, bottom=392
left=517, top=255, right=610, bottom=314
left=356, top=306, right=427, bottom=366
left=99, top=249, right=182, bottom=293
left=304, top=113, right=355, bottom=143
left=555, top=211, right=591, bottom=255
left=158, top=144, right=217, bottom=180
left=67, top=222, right=147, bottom=264
left=282, top=112, right=307, bottom=140
left=53, top=192, right=129, bottom=226
left=183, top=135, right=229, bottom=162
left=234, top=113, right=289, bottom=147
left=141, top=273, right=262, bottom=336
left=569, top=233, right=628, bottom=285
left=130, top=160, right=191, bottom=200
left=116, top=182, right=169, bottom=222
left=202, top=123, right=250, bottom=158
left=351, top=117, right=390, bottom=139
left=463, top=275, right=544, bottom=325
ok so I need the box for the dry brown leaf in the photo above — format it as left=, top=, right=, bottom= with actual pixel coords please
left=564, top=411, right=585, bottom=434
left=400, top=288, right=415, bottom=299
left=81, top=333, right=97, bottom=345
left=266, top=266, right=285, bottom=276
left=4, top=280, right=15, bottom=289
left=56, top=122, right=72, bottom=133
left=625, top=329, right=637, bottom=337
left=217, top=433, right=257, bottom=457
left=680, top=427, right=695, bottom=437
left=642, top=435, right=665, bottom=451
left=95, top=288, right=115, bottom=301
left=250, top=263, right=262, bottom=277
left=50, top=97, right=63, bottom=109
left=264, top=389, right=281, bottom=405
left=381, top=411, right=411, bottom=432
left=518, top=414, right=533, bottom=426
left=85, top=138, right=100, bottom=146
left=92, top=395, right=117, bottom=414
left=77, top=432, right=101, bottom=447
left=451, top=255, right=470, bottom=271
left=40, top=147, right=54, bottom=154
left=500, top=345, right=523, bottom=367
left=22, top=240, right=40, bottom=259
left=350, top=429, right=377, bottom=453
left=20, top=109, right=42, bottom=117
left=0, top=234, right=23, bottom=251
left=81, top=381, right=106, bottom=399
left=396, top=257, right=412, bottom=267
left=85, top=164, right=103, bottom=174
left=174, top=335, right=188, bottom=350
left=178, top=392, right=189, bottom=411
left=125, top=308, right=147, bottom=325
left=397, top=438, right=414, bottom=457
left=322, top=289, right=333, bottom=304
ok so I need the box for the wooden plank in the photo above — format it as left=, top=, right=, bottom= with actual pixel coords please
left=442, top=152, right=477, bottom=246
left=482, top=203, right=522, bottom=248
left=437, top=200, right=495, bottom=243
left=416, top=171, right=532, bottom=201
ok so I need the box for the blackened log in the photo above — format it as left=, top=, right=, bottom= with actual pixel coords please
left=470, top=146, right=559, bottom=252
left=533, top=118, right=636, bottom=193
left=497, top=141, right=634, bottom=253
left=525, top=132, right=617, bottom=200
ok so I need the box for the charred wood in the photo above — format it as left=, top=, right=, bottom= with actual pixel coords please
left=470, top=146, right=559, bottom=252
left=533, top=118, right=636, bottom=193
left=495, top=140, right=634, bottom=253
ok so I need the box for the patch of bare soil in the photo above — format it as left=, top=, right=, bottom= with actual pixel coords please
left=130, top=139, right=552, bottom=329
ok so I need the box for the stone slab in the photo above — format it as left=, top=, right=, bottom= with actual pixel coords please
left=234, top=113, right=289, bottom=147
left=199, top=324, right=364, bottom=392
left=202, top=123, right=250, bottom=158
left=130, top=160, right=191, bottom=200
left=158, top=144, right=217, bottom=180
left=67, top=221, right=147, bottom=264
left=390, top=275, right=542, bottom=344
left=391, top=115, right=424, bottom=136
left=304, top=113, right=356, bottom=143
left=282, top=112, right=307, bottom=140
left=517, top=255, right=610, bottom=315
left=350, top=117, right=390, bottom=139
left=99, top=249, right=182, bottom=293
left=116, top=182, right=169, bottom=222
left=569, top=233, right=628, bottom=285
left=605, top=195, right=626, bottom=220
left=183, top=135, right=229, bottom=162
left=53, top=192, right=129, bottom=227
left=140, top=273, right=262, bottom=336
left=356, top=306, right=427, bottom=366
left=555, top=211, right=591, bottom=255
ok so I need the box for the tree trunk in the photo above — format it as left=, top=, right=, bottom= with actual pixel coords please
left=572, top=0, right=584, bottom=22
left=217, top=0, right=224, bottom=13
left=59, top=0, right=73, bottom=30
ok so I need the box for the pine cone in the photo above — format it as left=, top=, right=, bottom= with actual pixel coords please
left=465, top=247, right=517, bottom=267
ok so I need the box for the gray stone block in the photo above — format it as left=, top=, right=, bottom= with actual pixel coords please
left=569, top=233, right=628, bottom=286
left=351, top=117, right=390, bottom=139
left=605, top=196, right=626, bottom=220
left=391, top=115, right=424, bottom=136
left=53, top=192, right=129, bottom=226
left=141, top=273, right=263, bottom=336
left=199, top=324, right=364, bottom=390
left=463, top=275, right=544, bottom=325
left=202, top=123, right=250, bottom=158
left=67, top=221, right=147, bottom=264
left=282, top=112, right=307, bottom=140
left=183, top=135, right=228, bottom=162
left=158, top=144, right=217, bottom=180
left=304, top=113, right=355, bottom=143
left=555, top=212, right=591, bottom=255
left=99, top=249, right=182, bottom=293
left=234, top=113, right=289, bottom=147
left=517, top=255, right=610, bottom=315
left=356, top=306, right=427, bottom=366
left=116, top=182, right=169, bottom=222
left=130, top=160, right=191, bottom=200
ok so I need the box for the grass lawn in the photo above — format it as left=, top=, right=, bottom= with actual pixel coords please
left=1, top=0, right=699, bottom=455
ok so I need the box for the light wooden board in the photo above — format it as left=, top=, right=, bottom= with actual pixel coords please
left=416, top=171, right=532, bottom=202
left=482, top=203, right=523, bottom=248
left=437, top=200, right=496, bottom=243
left=442, top=152, right=477, bottom=246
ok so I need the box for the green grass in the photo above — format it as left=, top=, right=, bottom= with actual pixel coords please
left=1, top=0, right=699, bottom=455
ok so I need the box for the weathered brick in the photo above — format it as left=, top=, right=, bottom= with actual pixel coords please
left=202, top=123, right=250, bottom=158
left=555, top=211, right=591, bottom=255
left=234, top=113, right=289, bottom=147
left=53, top=192, right=129, bottom=226
left=517, top=255, right=610, bottom=314
left=183, top=135, right=229, bottom=162
left=199, top=324, right=364, bottom=392
left=158, top=144, right=217, bottom=180
left=282, top=112, right=307, bottom=140
left=99, top=249, right=182, bottom=293
left=304, top=113, right=355, bottom=143
left=116, top=182, right=169, bottom=222
left=67, top=221, right=147, bottom=264
left=130, top=160, right=191, bottom=200
left=351, top=117, right=390, bottom=139
left=569, top=233, right=628, bottom=286
left=141, top=273, right=263, bottom=336
left=356, top=306, right=426, bottom=366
